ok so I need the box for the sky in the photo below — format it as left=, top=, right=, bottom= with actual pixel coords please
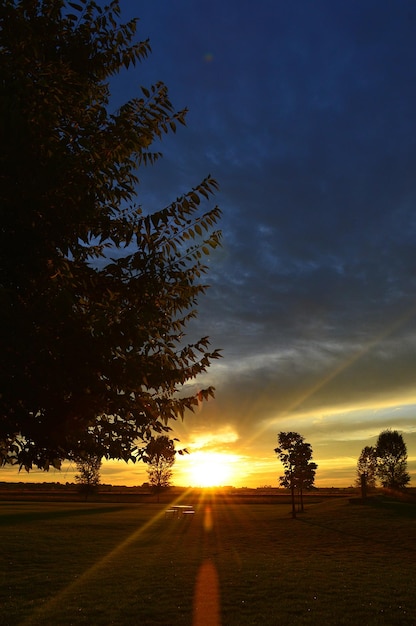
left=4, top=0, right=416, bottom=488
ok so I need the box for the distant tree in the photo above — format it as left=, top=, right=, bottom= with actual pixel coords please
left=146, top=436, right=176, bottom=500
left=0, top=0, right=221, bottom=471
left=375, top=430, right=410, bottom=490
left=75, top=454, right=101, bottom=498
left=275, top=432, right=317, bottom=517
left=355, top=446, right=377, bottom=491
left=295, top=445, right=317, bottom=512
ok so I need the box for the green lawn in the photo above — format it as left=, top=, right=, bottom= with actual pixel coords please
left=1, top=495, right=415, bottom=625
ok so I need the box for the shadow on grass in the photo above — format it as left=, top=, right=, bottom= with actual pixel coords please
left=297, top=497, right=416, bottom=552
left=0, top=505, right=129, bottom=527
left=365, top=495, right=416, bottom=519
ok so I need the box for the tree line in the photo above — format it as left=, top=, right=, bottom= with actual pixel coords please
left=75, top=427, right=411, bottom=499
left=274, top=428, right=411, bottom=518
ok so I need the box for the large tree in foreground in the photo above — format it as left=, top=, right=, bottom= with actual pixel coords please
left=0, top=0, right=221, bottom=471
left=375, top=430, right=410, bottom=490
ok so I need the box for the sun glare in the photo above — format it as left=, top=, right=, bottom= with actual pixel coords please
left=186, top=452, right=234, bottom=487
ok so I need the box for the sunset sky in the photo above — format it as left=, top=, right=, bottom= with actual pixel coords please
left=3, top=0, right=416, bottom=488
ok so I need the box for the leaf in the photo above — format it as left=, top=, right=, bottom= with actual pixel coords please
left=189, top=192, right=200, bottom=205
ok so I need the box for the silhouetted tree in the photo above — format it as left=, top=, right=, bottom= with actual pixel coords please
left=146, top=436, right=176, bottom=501
left=275, top=432, right=317, bottom=517
left=0, top=0, right=221, bottom=471
left=375, top=430, right=410, bottom=489
left=355, top=446, right=377, bottom=491
left=75, top=454, right=101, bottom=498
left=295, top=445, right=317, bottom=512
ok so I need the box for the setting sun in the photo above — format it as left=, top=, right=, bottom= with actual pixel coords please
left=185, top=452, right=235, bottom=487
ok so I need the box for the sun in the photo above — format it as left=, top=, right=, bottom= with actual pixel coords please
left=186, top=452, right=234, bottom=487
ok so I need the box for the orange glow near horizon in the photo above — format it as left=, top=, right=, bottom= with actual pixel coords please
left=182, top=451, right=237, bottom=487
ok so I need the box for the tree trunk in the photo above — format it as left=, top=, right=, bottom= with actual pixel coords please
left=290, top=476, right=296, bottom=518
left=360, top=473, right=367, bottom=500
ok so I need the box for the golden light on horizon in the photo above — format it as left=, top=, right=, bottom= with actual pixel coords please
left=183, top=451, right=237, bottom=487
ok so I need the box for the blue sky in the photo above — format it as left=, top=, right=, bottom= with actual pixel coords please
left=3, top=0, right=416, bottom=487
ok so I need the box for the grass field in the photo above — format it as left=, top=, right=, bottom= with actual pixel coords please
left=1, top=493, right=415, bottom=625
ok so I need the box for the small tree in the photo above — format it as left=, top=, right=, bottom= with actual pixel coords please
left=355, top=446, right=377, bottom=491
left=375, top=430, right=410, bottom=490
left=295, top=445, right=317, bottom=512
left=275, top=432, right=317, bottom=518
left=146, top=436, right=176, bottom=501
left=75, top=454, right=101, bottom=498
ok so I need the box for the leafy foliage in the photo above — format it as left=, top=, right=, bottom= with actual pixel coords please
left=146, top=435, right=176, bottom=495
left=275, top=431, right=317, bottom=517
left=355, top=446, right=377, bottom=489
left=375, top=430, right=410, bottom=489
left=0, top=0, right=221, bottom=470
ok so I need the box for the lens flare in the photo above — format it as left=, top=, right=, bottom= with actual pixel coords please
left=187, top=452, right=234, bottom=487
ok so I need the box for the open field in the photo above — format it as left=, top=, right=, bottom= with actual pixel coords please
left=1, top=494, right=415, bottom=625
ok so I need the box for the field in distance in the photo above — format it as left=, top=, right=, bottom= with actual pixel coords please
left=0, top=481, right=362, bottom=504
